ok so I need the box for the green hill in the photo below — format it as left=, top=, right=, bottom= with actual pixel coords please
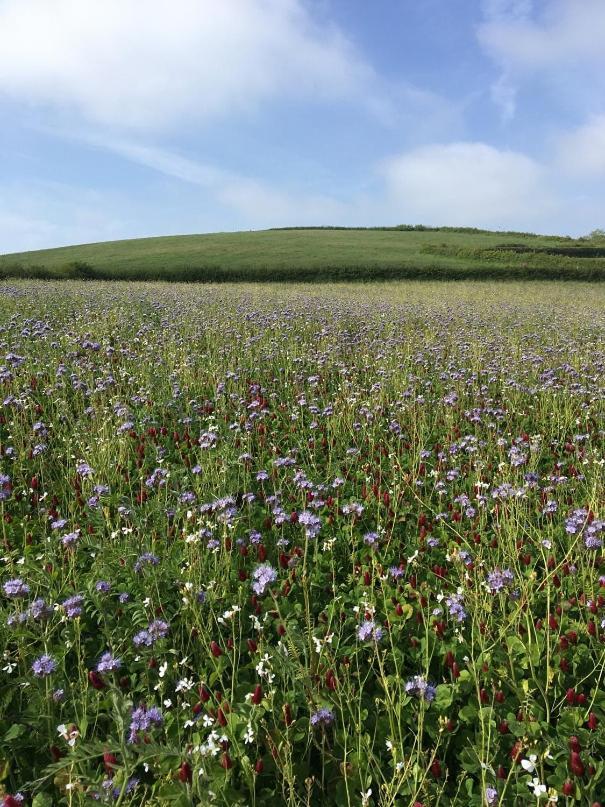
left=2, top=226, right=605, bottom=281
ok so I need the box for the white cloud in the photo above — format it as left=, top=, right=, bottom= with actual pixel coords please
left=0, top=0, right=374, bottom=131
left=479, top=0, right=605, bottom=71
left=478, top=0, right=605, bottom=118
left=382, top=142, right=552, bottom=229
left=557, top=115, right=605, bottom=177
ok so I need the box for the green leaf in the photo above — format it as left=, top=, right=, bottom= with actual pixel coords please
left=3, top=724, right=26, bottom=743
left=434, top=684, right=454, bottom=711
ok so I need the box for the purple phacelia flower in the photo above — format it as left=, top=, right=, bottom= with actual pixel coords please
left=96, top=652, right=122, bottom=673
left=310, top=707, right=335, bottom=728
left=3, top=578, right=30, bottom=598
left=405, top=675, right=436, bottom=703
left=32, top=654, right=57, bottom=677
left=251, top=563, right=277, bottom=596
left=357, top=620, right=384, bottom=643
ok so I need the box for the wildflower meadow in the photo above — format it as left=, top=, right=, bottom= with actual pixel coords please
left=1, top=280, right=605, bottom=806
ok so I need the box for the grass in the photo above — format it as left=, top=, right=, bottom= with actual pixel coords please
left=1, top=279, right=605, bottom=805
left=2, top=226, right=605, bottom=282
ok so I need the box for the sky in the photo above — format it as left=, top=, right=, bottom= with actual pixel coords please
left=1, top=0, right=605, bottom=252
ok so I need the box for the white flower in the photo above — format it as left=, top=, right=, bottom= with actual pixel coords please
left=175, top=677, right=194, bottom=692
left=521, top=754, right=538, bottom=773
left=158, top=661, right=168, bottom=678
left=527, top=777, right=547, bottom=797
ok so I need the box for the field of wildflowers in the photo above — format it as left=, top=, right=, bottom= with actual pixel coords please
left=1, top=280, right=604, bottom=806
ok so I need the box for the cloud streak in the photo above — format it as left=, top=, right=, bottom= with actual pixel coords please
left=0, top=0, right=375, bottom=131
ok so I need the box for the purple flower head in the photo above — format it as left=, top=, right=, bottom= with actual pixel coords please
left=95, top=580, right=111, bottom=593
left=134, top=552, right=159, bottom=573
left=96, top=652, right=122, bottom=673
left=299, top=510, right=322, bottom=539
left=27, top=598, right=52, bottom=621
left=145, top=467, right=168, bottom=488
left=310, top=707, right=335, bottom=728
left=133, top=619, right=169, bottom=647
left=32, top=653, right=57, bottom=677
left=363, top=531, right=379, bottom=547
left=251, top=563, right=278, bottom=596
left=486, top=568, right=515, bottom=595
left=357, top=620, right=384, bottom=643
left=445, top=592, right=467, bottom=622
left=62, top=594, right=84, bottom=618
left=61, top=530, right=80, bottom=547
left=485, top=786, right=499, bottom=806
left=76, top=461, right=93, bottom=478
left=128, top=704, right=163, bottom=744
left=405, top=675, right=436, bottom=703
left=3, top=578, right=30, bottom=598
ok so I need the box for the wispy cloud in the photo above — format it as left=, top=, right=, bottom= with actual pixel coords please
left=556, top=115, right=605, bottom=177
left=477, top=0, right=605, bottom=119
left=0, top=0, right=379, bottom=131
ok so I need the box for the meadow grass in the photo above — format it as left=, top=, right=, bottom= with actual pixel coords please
left=2, top=228, right=605, bottom=282
left=0, top=280, right=604, bottom=806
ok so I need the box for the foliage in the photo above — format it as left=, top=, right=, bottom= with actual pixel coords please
left=0, top=280, right=604, bottom=805
left=1, top=228, right=603, bottom=283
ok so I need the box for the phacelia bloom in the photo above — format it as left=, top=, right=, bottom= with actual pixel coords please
left=95, top=580, right=111, bottom=593
left=32, top=654, right=57, bottom=677
left=128, top=704, right=163, bottom=744
left=485, top=786, right=499, bottom=806
left=310, top=707, right=335, bottom=728
left=134, top=552, right=160, bottom=573
left=62, top=594, right=84, bottom=618
left=251, top=563, right=278, bottom=596
left=76, top=461, right=93, bottom=477
left=299, top=510, right=322, bottom=538
left=445, top=592, right=467, bottom=622
left=145, top=467, right=168, bottom=488
left=133, top=619, right=169, bottom=647
left=3, top=578, right=30, bottom=598
left=112, top=777, right=140, bottom=798
left=357, top=620, right=384, bottom=643
left=96, top=652, right=122, bottom=673
left=565, top=508, right=588, bottom=535
left=363, top=531, right=379, bottom=546
left=53, top=689, right=65, bottom=702
left=61, top=530, right=80, bottom=547
left=487, top=568, right=515, bottom=594
left=405, top=675, right=436, bottom=703
left=389, top=566, right=405, bottom=580
left=27, top=598, right=52, bottom=621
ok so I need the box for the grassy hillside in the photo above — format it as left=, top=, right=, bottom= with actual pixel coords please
left=2, top=226, right=605, bottom=281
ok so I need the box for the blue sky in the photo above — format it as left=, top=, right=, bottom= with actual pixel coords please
left=1, top=0, right=605, bottom=252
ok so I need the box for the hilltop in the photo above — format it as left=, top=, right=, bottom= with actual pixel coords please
left=1, top=225, right=605, bottom=282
